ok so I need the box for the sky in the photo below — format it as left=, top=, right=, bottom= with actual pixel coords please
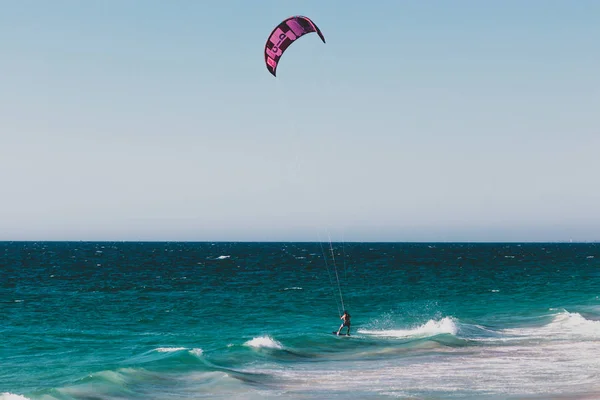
left=1, top=1, right=599, bottom=242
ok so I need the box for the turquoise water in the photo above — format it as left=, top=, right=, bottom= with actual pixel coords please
left=2, top=242, right=600, bottom=399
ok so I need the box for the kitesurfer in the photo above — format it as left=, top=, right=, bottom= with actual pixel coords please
left=337, top=310, right=351, bottom=336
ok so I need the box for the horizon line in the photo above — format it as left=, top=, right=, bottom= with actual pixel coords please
left=1, top=240, right=598, bottom=244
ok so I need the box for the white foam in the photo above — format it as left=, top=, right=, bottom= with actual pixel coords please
left=359, top=317, right=458, bottom=338
left=244, top=336, right=283, bottom=350
left=503, top=311, right=600, bottom=340
left=284, top=287, right=303, bottom=290
left=548, top=312, right=600, bottom=337
left=0, top=394, right=30, bottom=400
left=155, top=347, right=187, bottom=353
left=262, top=339, right=600, bottom=398
left=216, top=255, right=230, bottom=260
left=189, top=348, right=203, bottom=357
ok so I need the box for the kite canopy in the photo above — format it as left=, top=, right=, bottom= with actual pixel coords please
left=264, top=15, right=326, bottom=77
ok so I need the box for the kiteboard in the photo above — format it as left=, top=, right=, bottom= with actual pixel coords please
left=332, top=332, right=350, bottom=336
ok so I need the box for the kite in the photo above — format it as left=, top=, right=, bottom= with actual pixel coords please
left=264, top=15, right=326, bottom=77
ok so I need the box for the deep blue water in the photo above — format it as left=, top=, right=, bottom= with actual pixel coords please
left=1, top=242, right=599, bottom=399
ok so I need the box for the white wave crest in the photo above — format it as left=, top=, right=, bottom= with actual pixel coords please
left=359, top=317, right=458, bottom=338
left=244, top=336, right=283, bottom=349
left=284, top=287, right=303, bottom=290
left=0, top=394, right=31, bottom=400
left=504, top=311, right=600, bottom=339
left=189, top=348, right=203, bottom=357
left=216, top=255, right=230, bottom=260
left=154, top=347, right=187, bottom=353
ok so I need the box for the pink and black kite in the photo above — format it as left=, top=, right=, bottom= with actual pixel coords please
left=264, top=15, right=326, bottom=77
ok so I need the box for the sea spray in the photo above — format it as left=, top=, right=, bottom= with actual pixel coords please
left=359, top=317, right=459, bottom=338
left=244, top=336, right=284, bottom=350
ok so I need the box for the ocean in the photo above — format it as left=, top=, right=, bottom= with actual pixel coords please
left=1, top=242, right=599, bottom=399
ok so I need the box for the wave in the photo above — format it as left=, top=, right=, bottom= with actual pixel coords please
left=22, top=364, right=260, bottom=400
left=152, top=347, right=204, bottom=357
left=244, top=336, right=284, bottom=350
left=40, top=368, right=238, bottom=400
left=0, top=394, right=30, bottom=400
left=189, top=348, right=204, bottom=357
left=358, top=317, right=458, bottom=339
left=155, top=347, right=187, bottom=352
left=120, top=347, right=205, bottom=369
left=502, top=311, right=600, bottom=340
left=45, top=368, right=159, bottom=400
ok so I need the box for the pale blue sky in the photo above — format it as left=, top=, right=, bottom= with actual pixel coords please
left=1, top=1, right=599, bottom=242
